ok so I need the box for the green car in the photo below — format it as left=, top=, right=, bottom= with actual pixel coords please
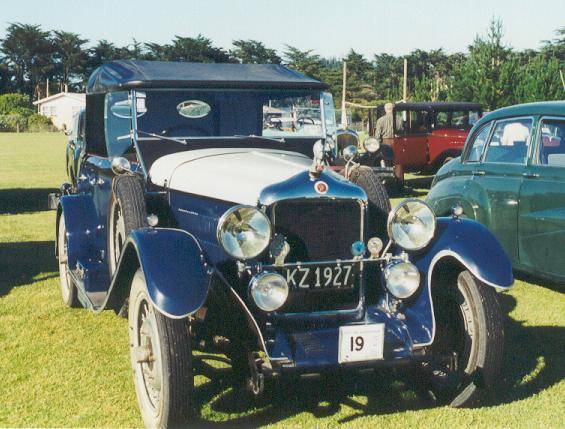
left=427, top=101, right=565, bottom=283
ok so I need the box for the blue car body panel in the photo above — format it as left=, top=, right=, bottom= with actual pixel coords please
left=412, top=217, right=514, bottom=289
left=259, top=169, right=367, bottom=206
left=117, top=228, right=213, bottom=318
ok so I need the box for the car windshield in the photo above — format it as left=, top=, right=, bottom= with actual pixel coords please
left=130, top=89, right=326, bottom=139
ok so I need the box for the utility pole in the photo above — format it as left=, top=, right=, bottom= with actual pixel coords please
left=403, top=58, right=408, bottom=102
left=341, top=61, right=348, bottom=128
left=46, top=78, right=49, bottom=98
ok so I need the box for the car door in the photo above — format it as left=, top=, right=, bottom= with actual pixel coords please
left=518, top=116, right=565, bottom=279
left=465, top=116, right=535, bottom=264
left=393, top=109, right=429, bottom=169
left=428, top=121, right=494, bottom=217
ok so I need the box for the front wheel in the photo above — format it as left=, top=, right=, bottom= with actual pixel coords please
left=414, top=270, right=504, bottom=407
left=129, top=269, right=196, bottom=427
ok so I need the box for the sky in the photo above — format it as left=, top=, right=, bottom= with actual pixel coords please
left=1, top=0, right=564, bottom=58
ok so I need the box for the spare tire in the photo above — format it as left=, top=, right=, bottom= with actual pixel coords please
left=349, top=166, right=391, bottom=238
left=108, top=175, right=148, bottom=276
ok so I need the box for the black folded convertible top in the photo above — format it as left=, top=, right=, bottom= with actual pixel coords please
left=86, top=60, right=329, bottom=94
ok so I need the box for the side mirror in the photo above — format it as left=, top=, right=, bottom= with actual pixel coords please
left=343, top=145, right=358, bottom=162
left=111, top=157, right=132, bottom=175
left=364, top=137, right=381, bottom=153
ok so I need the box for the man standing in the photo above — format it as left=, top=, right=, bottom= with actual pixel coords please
left=375, top=102, right=404, bottom=185
left=375, top=102, right=395, bottom=142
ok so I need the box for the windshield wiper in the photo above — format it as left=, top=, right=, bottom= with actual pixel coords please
left=136, top=130, right=188, bottom=145
left=233, top=134, right=285, bottom=144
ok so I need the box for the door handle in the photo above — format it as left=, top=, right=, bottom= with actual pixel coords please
left=522, top=172, right=540, bottom=179
left=472, top=170, right=485, bottom=176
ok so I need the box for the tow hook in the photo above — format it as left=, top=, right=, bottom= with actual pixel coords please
left=246, top=352, right=265, bottom=396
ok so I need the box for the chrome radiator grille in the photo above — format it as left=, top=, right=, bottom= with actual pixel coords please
left=270, top=199, right=363, bottom=313
left=271, top=199, right=363, bottom=263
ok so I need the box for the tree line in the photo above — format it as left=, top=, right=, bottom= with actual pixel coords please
left=0, top=18, right=563, bottom=118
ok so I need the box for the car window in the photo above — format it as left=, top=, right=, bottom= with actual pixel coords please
left=484, top=118, right=533, bottom=164
left=105, top=92, right=133, bottom=157
left=466, top=123, right=491, bottom=162
left=262, top=94, right=323, bottom=137
left=395, top=110, right=428, bottom=135
left=537, top=118, right=565, bottom=167
left=78, top=111, right=85, bottom=140
left=435, top=111, right=449, bottom=128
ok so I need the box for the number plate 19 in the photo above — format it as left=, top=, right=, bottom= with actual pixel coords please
left=338, top=324, right=385, bottom=363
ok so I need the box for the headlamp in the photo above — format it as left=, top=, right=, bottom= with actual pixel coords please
left=217, top=206, right=271, bottom=259
left=384, top=261, right=421, bottom=299
left=250, top=272, right=289, bottom=312
left=387, top=199, right=436, bottom=251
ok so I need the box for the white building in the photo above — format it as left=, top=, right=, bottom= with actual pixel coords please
left=33, top=92, right=86, bottom=131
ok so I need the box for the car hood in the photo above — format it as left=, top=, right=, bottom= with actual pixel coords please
left=149, top=148, right=313, bottom=205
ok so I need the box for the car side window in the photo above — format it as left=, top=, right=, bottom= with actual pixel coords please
left=537, top=118, right=565, bottom=167
left=395, top=110, right=428, bottom=135
left=78, top=111, right=85, bottom=141
left=395, top=110, right=407, bottom=135
left=105, top=92, right=133, bottom=157
left=466, top=123, right=491, bottom=162
left=484, top=118, right=533, bottom=164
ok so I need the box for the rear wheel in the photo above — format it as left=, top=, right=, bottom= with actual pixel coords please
left=58, top=214, right=79, bottom=307
left=414, top=270, right=504, bottom=407
left=108, top=176, right=147, bottom=276
left=348, top=166, right=391, bottom=237
left=129, top=269, right=196, bottom=427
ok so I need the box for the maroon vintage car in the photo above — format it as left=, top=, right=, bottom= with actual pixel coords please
left=369, top=102, right=483, bottom=181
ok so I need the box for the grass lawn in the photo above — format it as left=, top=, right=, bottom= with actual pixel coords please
left=0, top=133, right=563, bottom=428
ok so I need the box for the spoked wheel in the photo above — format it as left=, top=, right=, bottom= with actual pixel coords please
left=129, top=269, right=196, bottom=428
left=414, top=270, right=504, bottom=407
left=108, top=176, right=147, bottom=276
left=57, top=214, right=79, bottom=307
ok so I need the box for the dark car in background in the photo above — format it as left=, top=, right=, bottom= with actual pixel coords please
left=428, top=101, right=565, bottom=283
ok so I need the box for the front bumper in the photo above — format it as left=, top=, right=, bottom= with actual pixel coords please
left=371, top=166, right=395, bottom=178
left=265, top=303, right=431, bottom=373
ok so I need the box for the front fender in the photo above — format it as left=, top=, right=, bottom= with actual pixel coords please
left=104, top=228, right=213, bottom=319
left=421, top=218, right=514, bottom=289
left=413, top=217, right=514, bottom=289
left=407, top=217, right=512, bottom=349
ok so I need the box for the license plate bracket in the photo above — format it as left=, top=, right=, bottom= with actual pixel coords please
left=338, top=324, right=385, bottom=363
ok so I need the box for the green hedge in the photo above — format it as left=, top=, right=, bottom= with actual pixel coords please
left=0, top=113, right=56, bottom=132
left=0, top=93, right=57, bottom=132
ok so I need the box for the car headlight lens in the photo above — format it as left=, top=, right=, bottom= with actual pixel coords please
left=384, top=261, right=420, bottom=299
left=217, top=206, right=271, bottom=259
left=250, top=272, right=289, bottom=312
left=387, top=200, right=436, bottom=250
left=364, top=137, right=380, bottom=153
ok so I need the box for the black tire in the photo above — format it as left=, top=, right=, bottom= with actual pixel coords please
left=57, top=213, right=80, bottom=307
left=349, top=166, right=391, bottom=237
left=129, top=269, right=196, bottom=428
left=108, top=175, right=147, bottom=275
left=414, top=270, right=504, bottom=407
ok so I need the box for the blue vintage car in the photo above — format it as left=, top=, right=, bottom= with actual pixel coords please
left=55, top=60, right=513, bottom=427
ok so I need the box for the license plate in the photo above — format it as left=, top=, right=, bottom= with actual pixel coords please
left=338, top=324, right=385, bottom=363
left=283, top=264, right=356, bottom=289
